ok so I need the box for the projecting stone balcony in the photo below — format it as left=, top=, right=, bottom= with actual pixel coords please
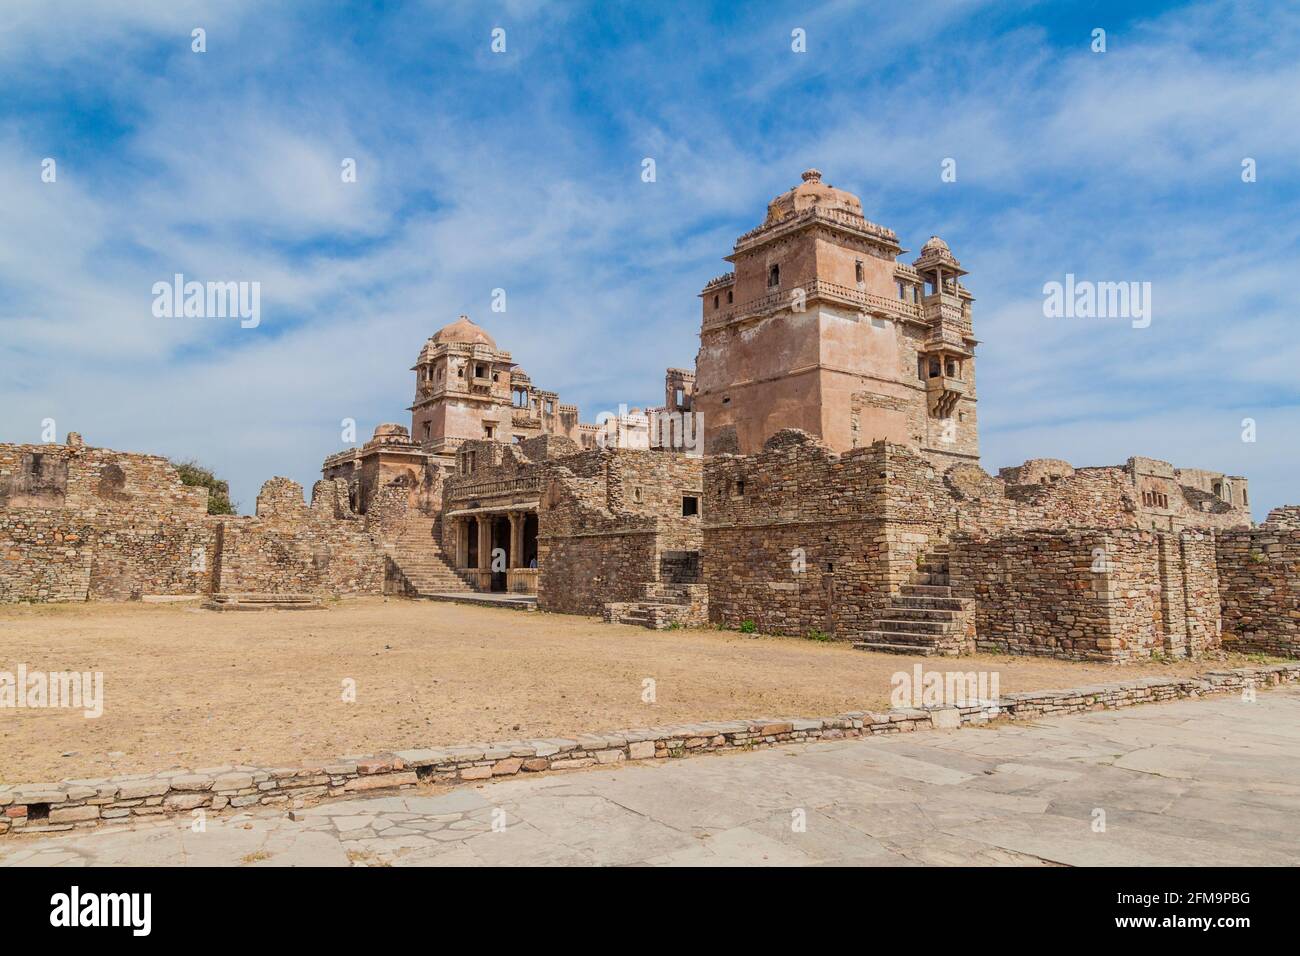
left=704, top=277, right=922, bottom=332
left=922, top=293, right=972, bottom=331
left=445, top=475, right=542, bottom=504
left=926, top=375, right=966, bottom=418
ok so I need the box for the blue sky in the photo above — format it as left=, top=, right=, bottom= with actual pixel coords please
left=1, top=0, right=1297, bottom=518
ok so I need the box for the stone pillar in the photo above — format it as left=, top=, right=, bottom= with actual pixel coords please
left=508, top=512, right=523, bottom=569
left=477, top=516, right=491, bottom=571
left=456, top=518, right=469, bottom=568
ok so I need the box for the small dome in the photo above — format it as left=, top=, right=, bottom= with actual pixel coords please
left=372, top=423, right=410, bottom=441
left=913, top=234, right=965, bottom=275
left=764, top=168, right=864, bottom=225
left=431, top=315, right=497, bottom=350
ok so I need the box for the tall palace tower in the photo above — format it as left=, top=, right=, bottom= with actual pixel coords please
left=693, top=169, right=979, bottom=467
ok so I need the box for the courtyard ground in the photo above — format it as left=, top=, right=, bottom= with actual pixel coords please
left=3, top=685, right=1296, bottom=866
left=0, top=596, right=1279, bottom=784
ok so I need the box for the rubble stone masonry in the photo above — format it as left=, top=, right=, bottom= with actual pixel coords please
left=705, top=429, right=1258, bottom=659
left=210, top=478, right=387, bottom=597
left=949, top=529, right=1219, bottom=661
left=537, top=449, right=703, bottom=616
left=1, top=438, right=396, bottom=603
left=0, top=437, right=216, bottom=602
left=1217, top=526, right=1300, bottom=657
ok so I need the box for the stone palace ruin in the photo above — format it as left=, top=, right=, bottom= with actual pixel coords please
left=3, top=170, right=1297, bottom=662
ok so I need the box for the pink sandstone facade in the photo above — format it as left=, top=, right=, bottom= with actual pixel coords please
left=695, top=169, right=978, bottom=467
left=1, top=170, right=1294, bottom=661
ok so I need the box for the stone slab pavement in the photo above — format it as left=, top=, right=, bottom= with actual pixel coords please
left=3, top=686, right=1298, bottom=867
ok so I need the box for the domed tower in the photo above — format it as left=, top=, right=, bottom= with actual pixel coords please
left=409, top=315, right=515, bottom=473
left=693, top=169, right=978, bottom=465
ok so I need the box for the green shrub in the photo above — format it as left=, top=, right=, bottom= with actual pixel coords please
left=738, top=619, right=757, bottom=633
left=172, top=459, right=237, bottom=515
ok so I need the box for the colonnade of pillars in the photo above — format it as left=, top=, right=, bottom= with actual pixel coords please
left=451, top=511, right=537, bottom=575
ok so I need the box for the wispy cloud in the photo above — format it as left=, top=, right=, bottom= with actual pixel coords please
left=0, top=0, right=1295, bottom=519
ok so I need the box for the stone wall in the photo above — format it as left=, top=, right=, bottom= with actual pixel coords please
left=536, top=449, right=703, bottom=616
left=702, top=429, right=1251, bottom=647
left=949, top=528, right=1223, bottom=662
left=211, top=478, right=386, bottom=597
left=0, top=515, right=93, bottom=602
left=1217, top=526, right=1300, bottom=657
left=1263, top=506, right=1300, bottom=531
left=0, top=436, right=216, bottom=603
left=1157, top=531, right=1222, bottom=658
left=704, top=430, right=891, bottom=635
left=0, top=436, right=210, bottom=516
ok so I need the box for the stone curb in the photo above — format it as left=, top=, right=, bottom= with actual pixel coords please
left=2, top=663, right=1296, bottom=837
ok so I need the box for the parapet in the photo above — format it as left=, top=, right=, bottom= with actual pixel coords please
left=998, top=459, right=1074, bottom=486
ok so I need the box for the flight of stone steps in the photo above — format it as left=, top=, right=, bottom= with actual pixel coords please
left=384, top=516, right=477, bottom=597
left=604, top=582, right=708, bottom=630
left=852, top=544, right=975, bottom=656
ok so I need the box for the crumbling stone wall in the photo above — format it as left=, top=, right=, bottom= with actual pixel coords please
left=0, top=437, right=216, bottom=603
left=704, top=430, right=1244, bottom=651
left=536, top=449, right=702, bottom=616
left=1263, top=506, right=1300, bottom=531
left=704, top=430, right=892, bottom=635
left=212, top=478, right=385, bottom=596
left=1217, top=525, right=1300, bottom=657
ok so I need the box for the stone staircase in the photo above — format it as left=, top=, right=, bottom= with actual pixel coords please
left=852, top=544, right=974, bottom=656
left=203, top=592, right=325, bottom=611
left=604, top=582, right=708, bottom=630
left=384, top=516, right=477, bottom=597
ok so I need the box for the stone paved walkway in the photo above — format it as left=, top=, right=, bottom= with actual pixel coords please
left=3, top=687, right=1297, bottom=866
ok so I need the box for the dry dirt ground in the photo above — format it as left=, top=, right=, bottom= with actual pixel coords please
left=0, top=597, right=1277, bottom=783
